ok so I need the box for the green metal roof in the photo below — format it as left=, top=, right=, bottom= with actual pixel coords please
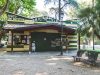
left=63, top=20, right=78, bottom=25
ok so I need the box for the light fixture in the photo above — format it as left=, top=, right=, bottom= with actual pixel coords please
left=61, top=11, right=64, bottom=21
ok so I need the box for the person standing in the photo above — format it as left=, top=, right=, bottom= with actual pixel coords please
left=32, top=41, right=36, bottom=52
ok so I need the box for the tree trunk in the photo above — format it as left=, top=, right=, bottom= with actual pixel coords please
left=0, top=0, right=9, bottom=16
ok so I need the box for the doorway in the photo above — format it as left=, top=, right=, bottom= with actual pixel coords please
left=31, top=32, right=61, bottom=52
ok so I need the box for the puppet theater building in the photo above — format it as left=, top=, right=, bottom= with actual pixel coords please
left=3, top=12, right=77, bottom=52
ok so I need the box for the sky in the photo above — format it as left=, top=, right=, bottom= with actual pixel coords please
left=36, top=0, right=92, bottom=10
left=36, top=0, right=47, bottom=11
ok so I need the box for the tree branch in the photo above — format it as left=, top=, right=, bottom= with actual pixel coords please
left=0, top=0, right=9, bottom=16
left=61, top=2, right=70, bottom=9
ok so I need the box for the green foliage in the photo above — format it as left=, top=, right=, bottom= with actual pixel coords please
left=95, top=40, right=100, bottom=45
left=0, top=0, right=36, bottom=17
left=8, top=0, right=36, bottom=15
left=0, top=0, right=6, bottom=7
left=78, top=7, right=94, bottom=18
left=0, top=14, right=7, bottom=21
left=77, top=0, right=100, bottom=39
left=0, top=20, right=6, bottom=40
left=0, top=0, right=36, bottom=42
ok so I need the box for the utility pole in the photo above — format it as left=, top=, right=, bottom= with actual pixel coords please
left=58, top=0, right=61, bottom=21
left=92, top=0, right=95, bottom=50
left=58, top=0, right=63, bottom=55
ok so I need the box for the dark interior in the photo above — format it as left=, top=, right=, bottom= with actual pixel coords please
left=31, top=32, right=61, bottom=52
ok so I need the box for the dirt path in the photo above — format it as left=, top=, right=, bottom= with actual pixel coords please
left=0, top=52, right=100, bottom=75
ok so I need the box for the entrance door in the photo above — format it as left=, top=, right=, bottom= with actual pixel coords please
left=31, top=32, right=61, bottom=52
left=31, top=32, right=48, bottom=51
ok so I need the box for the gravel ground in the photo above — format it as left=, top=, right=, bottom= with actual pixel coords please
left=0, top=51, right=100, bottom=75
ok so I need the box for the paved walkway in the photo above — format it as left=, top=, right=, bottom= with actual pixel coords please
left=0, top=52, right=100, bottom=75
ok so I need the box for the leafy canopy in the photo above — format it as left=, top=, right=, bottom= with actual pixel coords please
left=77, top=0, right=100, bottom=39
left=0, top=0, right=36, bottom=17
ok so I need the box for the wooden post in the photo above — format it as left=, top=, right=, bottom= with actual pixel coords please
left=29, top=34, right=32, bottom=54
left=78, top=32, right=80, bottom=50
left=11, top=30, right=13, bottom=52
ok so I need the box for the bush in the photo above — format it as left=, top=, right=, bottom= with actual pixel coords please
left=95, top=40, right=100, bottom=45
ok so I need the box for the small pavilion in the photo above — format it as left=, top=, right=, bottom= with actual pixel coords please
left=3, top=12, right=77, bottom=52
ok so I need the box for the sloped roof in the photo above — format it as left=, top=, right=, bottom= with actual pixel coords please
left=6, top=12, right=32, bottom=20
left=3, top=21, right=75, bottom=34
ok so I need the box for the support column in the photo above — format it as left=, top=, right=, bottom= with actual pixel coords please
left=11, top=30, right=13, bottom=52
left=77, top=32, right=80, bottom=50
left=29, top=33, right=32, bottom=54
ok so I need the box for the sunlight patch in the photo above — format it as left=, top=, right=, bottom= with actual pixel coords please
left=12, top=70, right=25, bottom=75
left=46, top=63, right=56, bottom=66
left=35, top=72, right=48, bottom=75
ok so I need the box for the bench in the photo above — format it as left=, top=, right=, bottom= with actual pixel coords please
left=72, top=50, right=85, bottom=62
left=72, top=56, right=82, bottom=62
left=73, top=50, right=99, bottom=65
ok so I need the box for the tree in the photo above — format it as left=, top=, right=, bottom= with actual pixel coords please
left=0, top=21, right=5, bottom=44
left=78, top=0, right=100, bottom=39
left=0, top=0, right=9, bottom=16
left=0, top=0, right=36, bottom=44
left=8, top=0, right=36, bottom=16
left=29, top=9, right=42, bottom=18
left=77, top=0, right=100, bottom=50
left=44, top=0, right=78, bottom=20
left=0, top=0, right=36, bottom=17
left=49, top=7, right=58, bottom=19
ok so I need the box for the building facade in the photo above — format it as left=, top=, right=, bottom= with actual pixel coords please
left=3, top=12, right=77, bottom=52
